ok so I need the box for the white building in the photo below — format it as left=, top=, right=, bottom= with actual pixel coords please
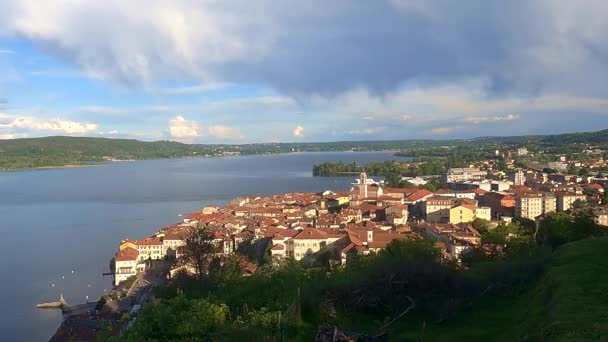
left=114, top=247, right=144, bottom=286
left=555, top=192, right=587, bottom=212
left=515, top=193, right=557, bottom=219
left=401, top=177, right=427, bottom=186
left=442, top=168, right=488, bottom=183
left=163, top=233, right=186, bottom=259
left=513, top=169, right=526, bottom=186
left=136, top=237, right=164, bottom=261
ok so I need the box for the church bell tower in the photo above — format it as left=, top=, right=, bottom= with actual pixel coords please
left=359, top=170, right=368, bottom=199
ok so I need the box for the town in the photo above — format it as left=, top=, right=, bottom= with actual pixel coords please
left=50, top=143, right=608, bottom=340
left=114, top=146, right=608, bottom=288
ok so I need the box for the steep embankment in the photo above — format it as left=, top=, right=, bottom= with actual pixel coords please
left=398, top=237, right=608, bottom=341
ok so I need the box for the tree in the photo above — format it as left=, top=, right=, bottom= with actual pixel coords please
left=419, top=183, right=437, bottom=192
left=209, top=255, right=242, bottom=288
left=601, top=192, right=608, bottom=205
left=183, top=226, right=219, bottom=280
left=460, top=248, right=492, bottom=267
left=379, top=238, right=442, bottom=262
left=497, top=160, right=508, bottom=172
left=538, top=211, right=604, bottom=249
left=472, top=218, right=492, bottom=234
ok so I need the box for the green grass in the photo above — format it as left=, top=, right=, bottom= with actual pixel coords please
left=392, top=237, right=608, bottom=341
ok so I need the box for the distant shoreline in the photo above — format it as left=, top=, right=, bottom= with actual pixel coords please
left=1, top=163, right=108, bottom=172
left=0, top=151, right=405, bottom=172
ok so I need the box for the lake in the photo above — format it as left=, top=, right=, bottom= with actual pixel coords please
left=0, top=151, right=408, bottom=341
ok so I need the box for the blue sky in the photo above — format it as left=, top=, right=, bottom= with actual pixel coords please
left=0, top=1, right=607, bottom=143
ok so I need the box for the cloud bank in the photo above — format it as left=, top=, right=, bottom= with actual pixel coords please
left=168, top=115, right=243, bottom=141
left=0, top=113, right=97, bottom=134
left=0, top=1, right=607, bottom=97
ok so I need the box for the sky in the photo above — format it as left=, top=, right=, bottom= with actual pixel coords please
left=0, top=0, right=607, bottom=143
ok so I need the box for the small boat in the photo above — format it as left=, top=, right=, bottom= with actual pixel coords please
left=36, top=294, right=67, bottom=309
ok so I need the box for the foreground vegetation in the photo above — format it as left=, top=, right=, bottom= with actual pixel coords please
left=100, top=208, right=607, bottom=341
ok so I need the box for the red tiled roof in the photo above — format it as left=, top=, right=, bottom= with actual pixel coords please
left=135, top=237, right=163, bottom=246
left=458, top=204, right=477, bottom=211
left=294, top=228, right=328, bottom=240
left=271, top=243, right=285, bottom=251
left=384, top=188, right=419, bottom=194
left=115, top=247, right=138, bottom=261
left=405, top=189, right=434, bottom=202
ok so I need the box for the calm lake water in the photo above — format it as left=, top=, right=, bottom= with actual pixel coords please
left=0, top=151, right=407, bottom=341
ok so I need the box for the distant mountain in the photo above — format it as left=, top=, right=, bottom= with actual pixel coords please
left=470, top=129, right=608, bottom=145
left=1, top=128, right=608, bottom=170
left=0, top=136, right=211, bottom=170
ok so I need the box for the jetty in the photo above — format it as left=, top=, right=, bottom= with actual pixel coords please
left=36, top=294, right=67, bottom=309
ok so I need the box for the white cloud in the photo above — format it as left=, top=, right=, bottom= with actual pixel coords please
left=156, top=83, right=227, bottom=95
left=0, top=133, right=27, bottom=139
left=168, top=115, right=243, bottom=141
left=431, top=127, right=453, bottom=135
left=169, top=115, right=199, bottom=138
left=98, top=129, right=119, bottom=135
left=0, top=113, right=97, bottom=133
left=207, top=125, right=243, bottom=140
left=0, top=49, right=15, bottom=54
left=349, top=127, right=387, bottom=135
left=463, top=114, right=520, bottom=124
left=293, top=125, right=304, bottom=137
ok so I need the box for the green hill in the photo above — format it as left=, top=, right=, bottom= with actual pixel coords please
left=0, top=136, right=211, bottom=170
left=2, top=128, right=608, bottom=170
left=397, top=236, right=608, bottom=341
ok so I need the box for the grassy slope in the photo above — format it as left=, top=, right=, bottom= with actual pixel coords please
left=394, top=237, right=608, bottom=341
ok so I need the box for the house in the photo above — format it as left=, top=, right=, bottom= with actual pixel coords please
left=291, top=228, right=343, bottom=261
left=114, top=247, right=143, bottom=286
left=340, top=228, right=409, bottom=264
left=424, top=196, right=477, bottom=223
left=162, top=231, right=187, bottom=259
left=449, top=204, right=476, bottom=224
left=412, top=223, right=480, bottom=261
left=482, top=192, right=515, bottom=218
left=135, top=237, right=164, bottom=261
left=593, top=206, right=608, bottom=226
left=385, top=204, right=408, bottom=225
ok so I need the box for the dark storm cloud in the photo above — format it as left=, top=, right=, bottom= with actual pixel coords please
left=0, top=1, right=606, bottom=97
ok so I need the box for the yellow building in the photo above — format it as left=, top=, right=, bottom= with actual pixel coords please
left=449, top=204, right=476, bottom=224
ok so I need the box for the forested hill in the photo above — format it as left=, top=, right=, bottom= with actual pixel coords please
left=2, top=128, right=608, bottom=170
left=471, top=128, right=608, bottom=145
left=0, top=136, right=211, bottom=170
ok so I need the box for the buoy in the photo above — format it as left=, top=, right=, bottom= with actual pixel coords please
left=61, top=275, right=65, bottom=279
left=87, top=284, right=91, bottom=287
left=51, top=283, right=55, bottom=287
left=71, top=270, right=75, bottom=274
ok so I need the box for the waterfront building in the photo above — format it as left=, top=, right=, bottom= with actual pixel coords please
left=114, top=247, right=144, bottom=286
left=442, top=168, right=488, bottom=184
left=135, top=237, right=164, bottom=261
